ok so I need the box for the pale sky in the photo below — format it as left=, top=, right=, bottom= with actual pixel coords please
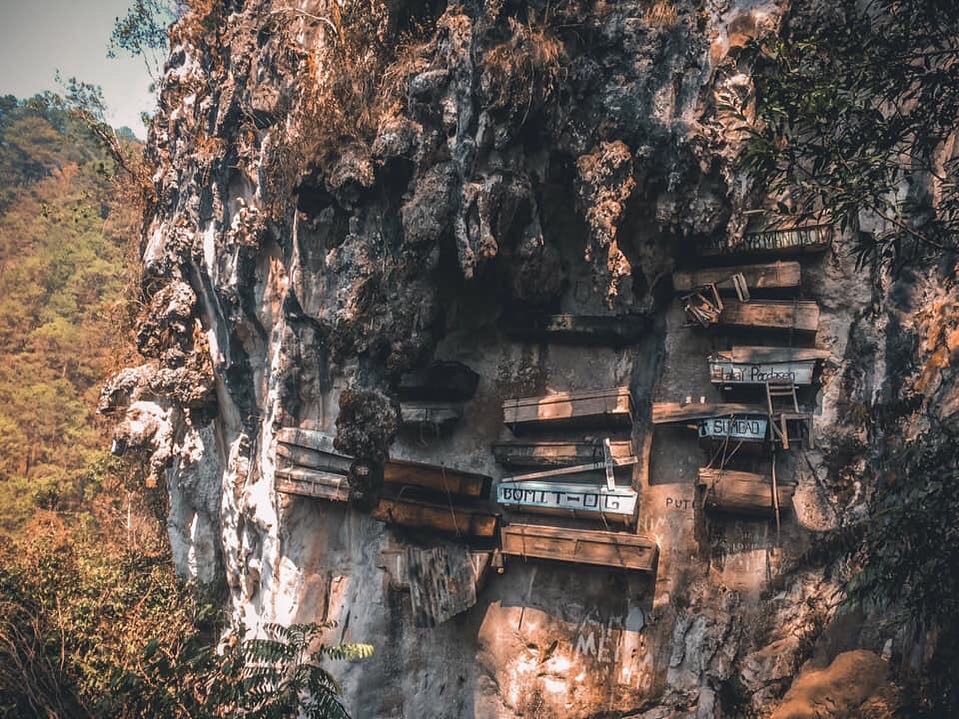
left=0, top=0, right=157, bottom=137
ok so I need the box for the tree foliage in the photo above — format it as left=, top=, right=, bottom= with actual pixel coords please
left=109, top=0, right=184, bottom=83
left=738, top=0, right=959, bottom=269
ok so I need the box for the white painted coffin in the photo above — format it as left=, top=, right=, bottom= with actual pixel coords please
left=497, top=482, right=638, bottom=521
left=708, top=346, right=829, bottom=386
left=697, top=415, right=768, bottom=442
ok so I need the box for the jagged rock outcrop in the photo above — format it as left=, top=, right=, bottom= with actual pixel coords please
left=102, top=0, right=956, bottom=716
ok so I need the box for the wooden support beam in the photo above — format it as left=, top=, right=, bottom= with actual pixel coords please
left=652, top=402, right=767, bottom=424
left=492, top=440, right=634, bottom=468
left=505, top=314, right=649, bottom=346
left=673, top=261, right=801, bottom=293
left=371, top=497, right=497, bottom=538
left=697, top=468, right=795, bottom=516
left=502, top=387, right=633, bottom=430
left=718, top=300, right=820, bottom=333
left=500, top=524, right=658, bottom=572
left=383, top=458, right=491, bottom=499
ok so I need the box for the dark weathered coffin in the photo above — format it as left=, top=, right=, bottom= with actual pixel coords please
left=400, top=402, right=463, bottom=431
left=697, top=468, right=795, bottom=516
left=492, top=439, right=634, bottom=467
left=502, top=387, right=633, bottom=430
left=505, top=314, right=649, bottom=346
left=708, top=346, right=830, bottom=386
left=371, top=497, right=498, bottom=538
left=673, top=261, right=801, bottom=293
left=275, top=442, right=353, bottom=474
left=500, top=524, right=658, bottom=572
left=398, top=361, right=479, bottom=402
left=652, top=402, right=771, bottom=442
left=275, top=467, right=350, bottom=502
left=652, top=402, right=766, bottom=424
left=701, top=222, right=832, bottom=257
left=383, top=458, right=491, bottom=499
left=718, top=300, right=820, bottom=333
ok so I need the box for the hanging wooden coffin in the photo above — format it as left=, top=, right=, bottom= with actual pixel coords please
left=383, top=458, right=491, bottom=499
left=275, top=428, right=353, bottom=474
left=697, top=415, right=769, bottom=442
left=700, top=221, right=831, bottom=257
left=673, top=261, right=801, bottom=294
left=708, top=346, right=830, bottom=386
left=275, top=467, right=351, bottom=502
left=491, top=439, right=634, bottom=468
left=500, top=523, right=658, bottom=572
left=718, top=300, right=820, bottom=333
left=697, top=468, right=795, bottom=516
left=371, top=497, right=498, bottom=538
left=497, top=482, right=638, bottom=522
left=400, top=402, right=463, bottom=431
left=502, top=387, right=633, bottom=431
left=505, top=314, right=649, bottom=346
left=398, top=361, right=479, bottom=402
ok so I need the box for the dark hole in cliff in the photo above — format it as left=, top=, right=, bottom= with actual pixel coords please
left=387, top=0, right=447, bottom=36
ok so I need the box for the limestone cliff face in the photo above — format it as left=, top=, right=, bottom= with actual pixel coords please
left=102, top=0, right=956, bottom=716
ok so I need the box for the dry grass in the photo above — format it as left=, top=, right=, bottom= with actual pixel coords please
left=645, top=0, right=678, bottom=29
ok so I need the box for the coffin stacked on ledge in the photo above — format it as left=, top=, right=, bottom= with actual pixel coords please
left=665, top=227, right=835, bottom=519
left=397, top=360, right=479, bottom=434
left=274, top=428, right=353, bottom=502
left=494, top=387, right=656, bottom=572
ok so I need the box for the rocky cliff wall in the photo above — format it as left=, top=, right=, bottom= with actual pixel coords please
left=101, top=1, right=957, bottom=716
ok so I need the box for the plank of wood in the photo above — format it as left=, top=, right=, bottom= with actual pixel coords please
left=492, top=440, right=634, bottom=467
left=371, top=497, right=498, bottom=538
left=718, top=300, right=819, bottom=333
left=701, top=223, right=832, bottom=257
left=503, top=387, right=633, bottom=428
left=499, top=458, right=637, bottom=483
left=505, top=314, right=649, bottom=346
left=275, top=443, right=353, bottom=474
left=276, top=427, right=339, bottom=453
left=400, top=402, right=463, bottom=430
left=722, top=346, right=831, bottom=363
left=383, top=458, right=490, bottom=499
left=500, top=524, right=658, bottom=572
left=697, top=468, right=795, bottom=515
left=497, top=481, right=638, bottom=521
left=275, top=467, right=350, bottom=502
left=405, top=545, right=480, bottom=627
left=673, top=261, right=801, bottom=293
left=652, top=402, right=766, bottom=424
left=503, top=386, right=633, bottom=408
left=698, top=416, right=769, bottom=442
left=398, top=361, right=479, bottom=402
left=708, top=357, right=818, bottom=385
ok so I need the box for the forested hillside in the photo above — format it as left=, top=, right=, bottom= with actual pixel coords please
left=0, top=95, right=137, bottom=529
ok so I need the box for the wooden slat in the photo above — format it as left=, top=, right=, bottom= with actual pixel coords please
left=383, top=458, right=490, bottom=499
left=697, top=468, right=795, bottom=515
left=400, top=402, right=463, bottom=430
left=504, top=386, right=631, bottom=408
left=722, top=346, right=830, bottom=363
left=492, top=440, right=634, bottom=467
left=505, top=314, right=649, bottom=346
left=673, top=262, right=801, bottom=293
left=718, top=300, right=819, bottom=333
left=398, top=361, right=479, bottom=402
left=276, top=427, right=339, bottom=453
left=499, top=458, right=637, bottom=483
left=371, top=497, right=497, bottom=538
left=708, top=357, right=818, bottom=386
left=275, top=467, right=350, bottom=502
left=700, top=223, right=832, bottom=257
left=503, top=387, right=632, bottom=428
left=275, top=443, right=353, bottom=474
left=500, top=524, right=658, bottom=572
left=652, top=402, right=766, bottom=424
